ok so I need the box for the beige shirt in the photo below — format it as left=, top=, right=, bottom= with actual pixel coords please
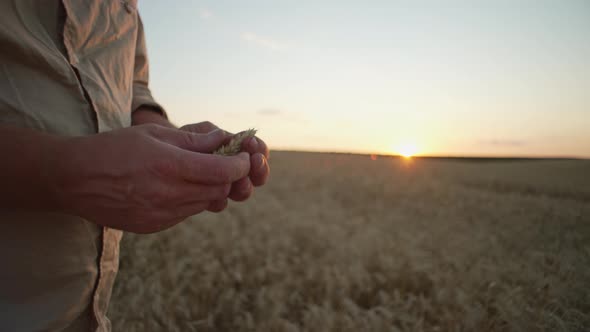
left=0, top=1, right=163, bottom=330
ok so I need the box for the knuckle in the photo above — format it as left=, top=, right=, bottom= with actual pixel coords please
left=142, top=123, right=161, bottom=134
left=196, top=121, right=216, bottom=132
left=206, top=129, right=221, bottom=140
left=231, top=180, right=252, bottom=201
left=182, top=132, right=198, bottom=149
left=212, top=184, right=231, bottom=200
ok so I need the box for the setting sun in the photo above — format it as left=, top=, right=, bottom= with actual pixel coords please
left=396, top=143, right=418, bottom=158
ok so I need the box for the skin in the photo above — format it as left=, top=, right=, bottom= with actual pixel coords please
left=132, top=108, right=271, bottom=209
left=0, top=108, right=270, bottom=234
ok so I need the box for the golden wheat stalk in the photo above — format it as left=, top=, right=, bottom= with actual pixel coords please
left=213, top=128, right=257, bottom=156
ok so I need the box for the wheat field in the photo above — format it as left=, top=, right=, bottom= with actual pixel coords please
left=109, top=151, right=590, bottom=332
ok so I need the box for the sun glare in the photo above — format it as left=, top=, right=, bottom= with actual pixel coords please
left=396, top=143, right=418, bottom=158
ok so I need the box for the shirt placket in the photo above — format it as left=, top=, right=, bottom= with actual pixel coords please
left=92, top=227, right=122, bottom=331
left=60, top=1, right=108, bottom=329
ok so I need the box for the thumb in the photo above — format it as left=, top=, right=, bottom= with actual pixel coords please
left=159, top=128, right=228, bottom=153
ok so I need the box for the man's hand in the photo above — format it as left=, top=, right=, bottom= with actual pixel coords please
left=180, top=121, right=270, bottom=210
left=52, top=124, right=250, bottom=233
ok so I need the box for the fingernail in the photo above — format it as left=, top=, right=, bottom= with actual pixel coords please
left=249, top=137, right=259, bottom=150
left=257, top=154, right=266, bottom=171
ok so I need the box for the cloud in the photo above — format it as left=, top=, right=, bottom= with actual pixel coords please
left=257, top=109, right=309, bottom=124
left=223, top=108, right=308, bottom=124
left=257, top=109, right=282, bottom=116
left=199, top=8, right=213, bottom=20
left=241, top=32, right=291, bottom=52
left=479, top=139, right=527, bottom=147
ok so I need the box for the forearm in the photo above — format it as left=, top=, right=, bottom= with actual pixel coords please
left=0, top=125, right=67, bottom=211
left=132, top=107, right=176, bottom=128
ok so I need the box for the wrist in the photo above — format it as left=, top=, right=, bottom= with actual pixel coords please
left=41, top=135, right=80, bottom=214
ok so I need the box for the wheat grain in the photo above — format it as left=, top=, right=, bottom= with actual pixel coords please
left=213, top=128, right=257, bottom=156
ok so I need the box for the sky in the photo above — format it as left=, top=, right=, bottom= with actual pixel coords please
left=139, top=0, right=590, bottom=157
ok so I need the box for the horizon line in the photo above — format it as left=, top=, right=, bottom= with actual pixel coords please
left=270, top=148, right=589, bottom=161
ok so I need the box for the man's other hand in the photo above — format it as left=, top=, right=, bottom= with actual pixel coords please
left=180, top=121, right=270, bottom=209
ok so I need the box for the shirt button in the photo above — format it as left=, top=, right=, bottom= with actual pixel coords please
left=69, top=53, right=78, bottom=65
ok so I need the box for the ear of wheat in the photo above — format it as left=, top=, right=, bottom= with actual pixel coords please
left=213, top=128, right=257, bottom=156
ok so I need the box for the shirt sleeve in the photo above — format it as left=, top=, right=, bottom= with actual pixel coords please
left=131, top=15, right=167, bottom=119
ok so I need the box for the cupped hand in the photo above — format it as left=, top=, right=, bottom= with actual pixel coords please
left=180, top=121, right=270, bottom=205
left=53, top=124, right=250, bottom=233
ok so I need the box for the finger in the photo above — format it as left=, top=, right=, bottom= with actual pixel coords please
left=229, top=177, right=253, bottom=202
left=180, top=121, right=221, bottom=134
left=158, top=128, right=230, bottom=153
left=249, top=153, right=270, bottom=187
left=241, top=136, right=270, bottom=158
left=176, top=151, right=251, bottom=185
left=257, top=138, right=269, bottom=158
left=207, top=199, right=228, bottom=212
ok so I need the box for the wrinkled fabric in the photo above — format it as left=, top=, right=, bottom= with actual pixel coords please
left=0, top=1, right=163, bottom=331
